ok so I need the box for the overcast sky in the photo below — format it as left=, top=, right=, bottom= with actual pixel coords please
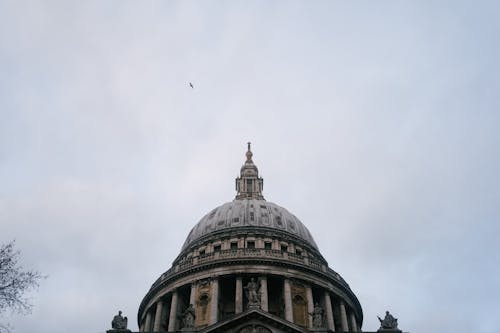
left=1, top=1, right=499, bottom=333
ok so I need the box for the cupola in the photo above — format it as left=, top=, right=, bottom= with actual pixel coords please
left=235, top=142, right=264, bottom=200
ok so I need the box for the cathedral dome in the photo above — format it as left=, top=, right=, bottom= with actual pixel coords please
left=181, top=142, right=318, bottom=253
left=181, top=200, right=319, bottom=252
left=137, top=144, right=363, bottom=333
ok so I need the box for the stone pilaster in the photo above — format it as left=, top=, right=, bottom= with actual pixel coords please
left=144, top=311, right=152, bottom=332
left=235, top=276, right=243, bottom=314
left=306, top=286, right=314, bottom=328
left=260, top=276, right=268, bottom=312
left=324, top=292, right=335, bottom=331
left=339, top=300, right=349, bottom=332
left=283, top=279, right=293, bottom=322
left=168, top=291, right=178, bottom=332
left=350, top=311, right=358, bottom=332
left=209, top=278, right=219, bottom=325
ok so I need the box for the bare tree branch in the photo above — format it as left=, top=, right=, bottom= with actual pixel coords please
left=0, top=241, right=45, bottom=333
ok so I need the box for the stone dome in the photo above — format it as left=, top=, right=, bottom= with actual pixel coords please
left=182, top=199, right=319, bottom=252
left=181, top=142, right=318, bottom=253
left=137, top=143, right=363, bottom=333
left=182, top=199, right=318, bottom=251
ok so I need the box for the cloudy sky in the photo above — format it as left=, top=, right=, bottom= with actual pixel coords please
left=1, top=1, right=499, bottom=332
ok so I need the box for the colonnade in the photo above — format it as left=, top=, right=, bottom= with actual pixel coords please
left=141, top=276, right=359, bottom=332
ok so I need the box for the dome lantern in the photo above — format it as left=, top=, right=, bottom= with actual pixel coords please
left=235, top=142, right=264, bottom=200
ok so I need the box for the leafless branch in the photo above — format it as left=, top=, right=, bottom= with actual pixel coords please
left=0, top=241, right=45, bottom=333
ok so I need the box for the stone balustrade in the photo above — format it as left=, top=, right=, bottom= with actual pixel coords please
left=150, top=248, right=349, bottom=291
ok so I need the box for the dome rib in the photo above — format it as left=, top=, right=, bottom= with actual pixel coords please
left=181, top=199, right=319, bottom=251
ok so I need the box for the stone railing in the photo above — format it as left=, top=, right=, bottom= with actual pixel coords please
left=152, top=248, right=349, bottom=290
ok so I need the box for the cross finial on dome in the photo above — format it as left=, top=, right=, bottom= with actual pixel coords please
left=246, top=142, right=253, bottom=161
left=235, top=143, right=264, bottom=200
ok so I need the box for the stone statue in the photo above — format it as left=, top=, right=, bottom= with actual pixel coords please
left=111, top=311, right=128, bottom=330
left=377, top=311, right=400, bottom=331
left=310, top=302, right=324, bottom=328
left=182, top=304, right=196, bottom=329
left=244, top=278, right=260, bottom=307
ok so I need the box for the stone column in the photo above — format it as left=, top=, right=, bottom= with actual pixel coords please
left=209, top=278, right=219, bottom=325
left=144, top=311, right=152, bottom=332
left=190, top=282, right=197, bottom=306
left=350, top=312, right=358, bottom=332
left=339, top=300, right=349, bottom=332
left=260, top=276, right=268, bottom=312
left=306, top=286, right=314, bottom=328
left=235, top=277, right=243, bottom=314
left=153, top=300, right=164, bottom=332
left=324, top=292, right=335, bottom=331
left=283, top=279, right=293, bottom=322
left=168, top=291, right=178, bottom=332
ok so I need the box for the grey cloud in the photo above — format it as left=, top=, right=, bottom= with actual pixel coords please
left=1, top=1, right=499, bottom=333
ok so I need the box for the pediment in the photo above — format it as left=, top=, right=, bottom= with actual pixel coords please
left=198, top=309, right=310, bottom=333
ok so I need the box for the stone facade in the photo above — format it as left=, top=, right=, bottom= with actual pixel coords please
left=137, top=145, right=363, bottom=332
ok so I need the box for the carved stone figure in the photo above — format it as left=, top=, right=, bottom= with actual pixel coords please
left=111, top=311, right=128, bottom=330
left=244, top=278, right=260, bottom=307
left=310, top=302, right=324, bottom=328
left=182, top=304, right=196, bottom=329
left=377, top=311, right=400, bottom=331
